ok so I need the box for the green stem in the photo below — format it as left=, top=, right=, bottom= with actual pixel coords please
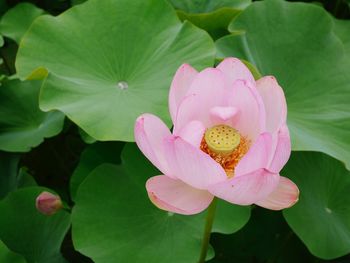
left=198, top=198, right=217, bottom=263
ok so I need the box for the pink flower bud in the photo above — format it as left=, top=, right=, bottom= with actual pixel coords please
left=35, top=191, right=63, bottom=215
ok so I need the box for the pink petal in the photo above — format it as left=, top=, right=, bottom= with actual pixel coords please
left=228, top=80, right=266, bottom=141
left=268, top=125, right=291, bottom=173
left=176, top=120, right=205, bottom=148
left=208, top=169, right=280, bottom=205
left=169, top=64, right=198, bottom=122
left=134, top=113, right=173, bottom=177
left=235, top=133, right=272, bottom=177
left=210, top=106, right=239, bottom=126
left=255, top=176, right=299, bottom=210
left=174, top=68, right=230, bottom=132
left=164, top=136, right=227, bottom=190
left=172, top=94, right=199, bottom=134
left=256, top=76, right=287, bottom=133
left=185, top=68, right=229, bottom=98
left=146, top=175, right=214, bottom=215
left=217, top=57, right=255, bottom=85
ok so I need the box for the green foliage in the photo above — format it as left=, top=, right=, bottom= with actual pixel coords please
left=0, top=240, right=26, bottom=263
left=0, top=152, right=20, bottom=199
left=169, top=0, right=250, bottom=13
left=71, top=0, right=87, bottom=6
left=71, top=143, right=250, bottom=262
left=16, top=0, right=215, bottom=142
left=333, top=18, right=350, bottom=55
left=72, top=164, right=207, bottom=263
left=283, top=152, right=350, bottom=259
left=0, top=3, right=44, bottom=43
left=0, top=79, right=65, bottom=152
left=169, top=0, right=251, bottom=39
left=122, top=143, right=251, bottom=235
left=70, top=141, right=124, bottom=200
left=0, top=151, right=36, bottom=200
left=0, top=187, right=70, bottom=263
left=209, top=208, right=315, bottom=263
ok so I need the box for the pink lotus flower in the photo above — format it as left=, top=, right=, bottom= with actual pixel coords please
left=135, top=57, right=299, bottom=215
left=36, top=191, right=63, bottom=216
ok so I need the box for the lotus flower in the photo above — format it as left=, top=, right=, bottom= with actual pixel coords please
left=135, top=57, right=299, bottom=215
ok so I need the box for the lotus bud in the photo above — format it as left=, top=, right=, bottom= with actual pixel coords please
left=35, top=191, right=63, bottom=216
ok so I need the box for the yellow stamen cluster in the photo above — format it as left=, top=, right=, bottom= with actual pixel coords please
left=200, top=125, right=250, bottom=178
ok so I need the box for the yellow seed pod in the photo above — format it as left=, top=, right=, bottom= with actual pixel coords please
left=204, top=125, right=240, bottom=155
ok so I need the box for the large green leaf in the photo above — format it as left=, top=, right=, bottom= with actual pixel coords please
left=175, top=9, right=239, bottom=40
left=0, top=187, right=70, bottom=262
left=169, top=0, right=251, bottom=39
left=70, top=141, right=124, bottom=201
left=0, top=79, right=65, bottom=152
left=72, top=143, right=250, bottom=262
left=215, top=0, right=350, bottom=169
left=0, top=3, right=44, bottom=43
left=283, top=152, right=350, bottom=259
left=333, top=18, right=350, bottom=55
left=211, top=199, right=250, bottom=235
left=72, top=164, right=207, bottom=263
left=0, top=240, right=26, bottom=263
left=16, top=0, right=215, bottom=142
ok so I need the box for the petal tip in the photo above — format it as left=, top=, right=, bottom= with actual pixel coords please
left=145, top=176, right=213, bottom=215
left=179, top=63, right=193, bottom=70
left=221, top=57, right=241, bottom=64
left=135, top=115, right=144, bottom=125
left=255, top=177, right=300, bottom=210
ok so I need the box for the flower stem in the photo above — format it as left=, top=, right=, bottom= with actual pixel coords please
left=198, top=198, right=217, bottom=263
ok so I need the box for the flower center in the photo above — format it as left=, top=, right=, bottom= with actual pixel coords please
left=200, top=125, right=250, bottom=178
left=204, top=125, right=240, bottom=155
